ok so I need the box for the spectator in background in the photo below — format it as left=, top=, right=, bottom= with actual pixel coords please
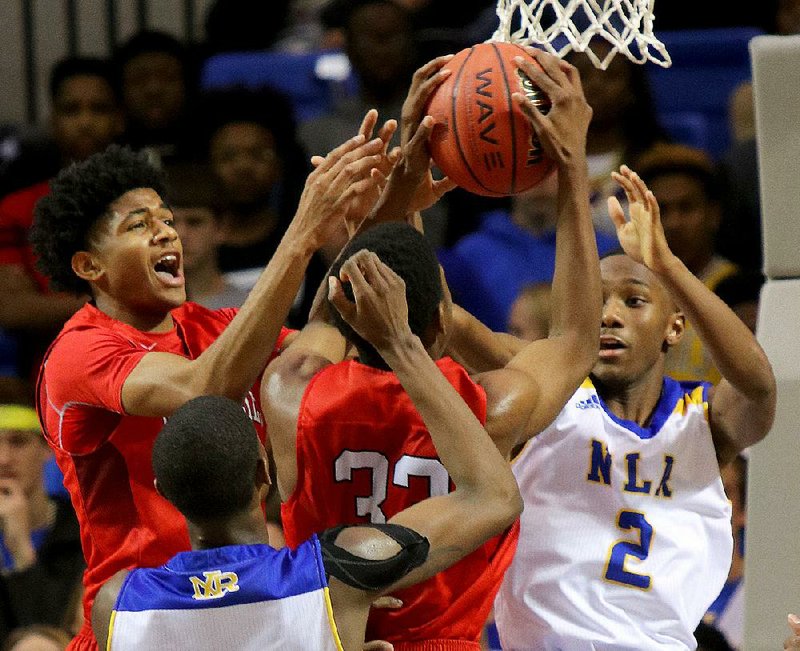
left=114, top=30, right=197, bottom=165
left=0, top=57, right=123, bottom=394
left=507, top=282, right=551, bottom=342
left=200, top=87, right=324, bottom=325
left=440, top=171, right=617, bottom=332
left=301, top=0, right=415, bottom=157
left=164, top=162, right=249, bottom=310
left=0, top=405, right=84, bottom=645
left=635, top=142, right=738, bottom=383
left=309, top=0, right=471, bottom=247
left=203, top=0, right=292, bottom=54
left=566, top=38, right=670, bottom=236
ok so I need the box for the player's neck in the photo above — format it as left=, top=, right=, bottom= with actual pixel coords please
left=595, top=369, right=665, bottom=426
left=93, top=294, right=175, bottom=333
left=188, top=510, right=270, bottom=550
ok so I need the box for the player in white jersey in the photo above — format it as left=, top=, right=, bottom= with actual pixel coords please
left=90, top=250, right=522, bottom=651
left=493, top=166, right=776, bottom=650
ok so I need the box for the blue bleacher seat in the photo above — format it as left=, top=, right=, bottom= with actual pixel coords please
left=646, top=27, right=763, bottom=158
left=200, top=50, right=359, bottom=123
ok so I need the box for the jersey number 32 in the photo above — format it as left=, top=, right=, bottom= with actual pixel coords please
left=334, top=450, right=449, bottom=524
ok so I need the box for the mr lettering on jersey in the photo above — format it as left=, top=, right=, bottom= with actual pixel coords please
left=587, top=439, right=675, bottom=498
left=190, top=570, right=240, bottom=600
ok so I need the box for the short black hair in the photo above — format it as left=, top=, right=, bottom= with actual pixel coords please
left=635, top=143, right=722, bottom=201
left=321, top=0, right=410, bottom=31
left=49, top=56, right=119, bottom=102
left=30, top=145, right=165, bottom=295
left=714, top=270, right=764, bottom=309
left=198, top=86, right=299, bottom=162
left=152, top=395, right=260, bottom=521
left=114, top=30, right=186, bottom=69
left=328, top=223, right=442, bottom=367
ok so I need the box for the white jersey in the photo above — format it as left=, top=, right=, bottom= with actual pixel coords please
left=108, top=538, right=342, bottom=650
left=495, top=377, right=732, bottom=651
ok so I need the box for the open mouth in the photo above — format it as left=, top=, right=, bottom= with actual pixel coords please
left=599, top=335, right=626, bottom=357
left=153, top=253, right=184, bottom=286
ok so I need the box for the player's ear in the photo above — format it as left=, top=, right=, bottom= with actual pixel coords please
left=255, top=444, right=271, bottom=489
left=154, top=478, right=164, bottom=498
left=664, top=311, right=685, bottom=348
left=72, top=250, right=104, bottom=283
left=256, top=457, right=271, bottom=489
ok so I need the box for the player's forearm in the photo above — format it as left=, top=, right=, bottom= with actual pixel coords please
left=380, top=335, right=520, bottom=504
left=446, top=304, right=526, bottom=373
left=656, top=255, right=775, bottom=400
left=548, top=159, right=602, bottom=364
left=190, top=229, right=315, bottom=395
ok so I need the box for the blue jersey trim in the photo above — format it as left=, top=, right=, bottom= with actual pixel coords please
left=706, top=577, right=742, bottom=621
left=115, top=536, right=327, bottom=612
left=595, top=377, right=709, bottom=440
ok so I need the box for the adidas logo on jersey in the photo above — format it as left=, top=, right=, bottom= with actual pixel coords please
left=575, top=394, right=601, bottom=410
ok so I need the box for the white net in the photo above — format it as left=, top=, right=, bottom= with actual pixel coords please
left=492, top=0, right=671, bottom=69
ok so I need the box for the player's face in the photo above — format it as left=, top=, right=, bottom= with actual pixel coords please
left=0, top=428, right=50, bottom=496
left=87, top=188, right=185, bottom=313
left=51, top=75, right=123, bottom=163
left=592, top=255, right=682, bottom=387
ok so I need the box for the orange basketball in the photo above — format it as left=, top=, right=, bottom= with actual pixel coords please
left=426, top=42, right=554, bottom=197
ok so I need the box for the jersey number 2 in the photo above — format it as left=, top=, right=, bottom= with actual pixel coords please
left=334, top=451, right=449, bottom=524
left=603, top=510, right=653, bottom=590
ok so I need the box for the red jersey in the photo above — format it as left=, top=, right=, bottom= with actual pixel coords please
left=0, top=180, right=50, bottom=292
left=36, top=302, right=290, bottom=645
left=282, top=357, right=520, bottom=650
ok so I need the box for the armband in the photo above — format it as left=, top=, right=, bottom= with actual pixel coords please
left=318, top=523, right=429, bottom=591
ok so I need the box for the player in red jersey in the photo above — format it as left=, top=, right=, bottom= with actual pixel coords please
left=261, top=50, right=601, bottom=650
left=29, top=135, right=389, bottom=650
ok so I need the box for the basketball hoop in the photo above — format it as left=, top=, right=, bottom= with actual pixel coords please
left=492, top=0, right=671, bottom=69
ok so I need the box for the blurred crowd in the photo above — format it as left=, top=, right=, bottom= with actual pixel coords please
left=0, top=0, right=794, bottom=649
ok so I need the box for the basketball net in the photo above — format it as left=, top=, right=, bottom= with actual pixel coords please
left=492, top=0, right=671, bottom=69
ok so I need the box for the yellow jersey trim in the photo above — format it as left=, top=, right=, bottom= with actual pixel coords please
left=106, top=610, right=117, bottom=651
left=672, top=385, right=708, bottom=419
left=323, top=586, right=344, bottom=651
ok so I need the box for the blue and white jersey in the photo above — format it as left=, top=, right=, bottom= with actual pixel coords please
left=108, top=537, right=342, bottom=650
left=495, top=377, right=732, bottom=651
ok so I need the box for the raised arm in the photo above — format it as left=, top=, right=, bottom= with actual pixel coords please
left=327, top=250, right=522, bottom=593
left=609, top=166, right=776, bottom=465
left=120, top=134, right=387, bottom=417
left=468, top=49, right=601, bottom=456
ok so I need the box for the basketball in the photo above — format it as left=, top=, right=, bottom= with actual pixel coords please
left=426, top=42, right=554, bottom=197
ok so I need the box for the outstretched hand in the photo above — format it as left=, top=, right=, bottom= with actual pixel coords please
left=310, top=110, right=400, bottom=237
left=328, top=250, right=414, bottom=353
left=379, top=55, right=457, bottom=218
left=294, top=132, right=388, bottom=247
left=607, top=165, right=675, bottom=272
left=511, top=48, right=592, bottom=168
